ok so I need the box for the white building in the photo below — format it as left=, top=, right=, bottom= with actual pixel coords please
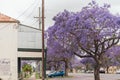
left=0, top=13, right=43, bottom=80
left=17, top=24, right=43, bottom=78
left=0, top=13, right=19, bottom=80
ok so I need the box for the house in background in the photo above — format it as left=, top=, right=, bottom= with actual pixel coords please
left=0, top=13, right=43, bottom=80
left=106, top=66, right=117, bottom=74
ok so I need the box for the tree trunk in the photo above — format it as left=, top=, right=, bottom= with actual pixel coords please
left=94, top=64, right=100, bottom=80
left=106, top=66, right=109, bottom=74
left=65, top=61, right=69, bottom=76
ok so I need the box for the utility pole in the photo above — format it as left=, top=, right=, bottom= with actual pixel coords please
left=34, top=7, right=41, bottom=30
left=34, top=0, right=45, bottom=80
left=34, top=7, right=42, bottom=79
left=42, top=0, right=45, bottom=80
left=35, top=0, right=45, bottom=80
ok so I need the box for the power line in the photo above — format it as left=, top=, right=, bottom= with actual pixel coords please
left=26, top=1, right=40, bottom=18
left=0, top=0, right=40, bottom=31
left=34, top=7, right=41, bottom=30
left=15, top=0, right=41, bottom=29
left=21, top=0, right=40, bottom=23
left=16, top=0, right=38, bottom=19
left=31, top=20, right=39, bottom=26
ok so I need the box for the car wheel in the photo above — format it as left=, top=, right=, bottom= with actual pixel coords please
left=61, top=75, right=64, bottom=77
left=52, top=75, right=55, bottom=78
left=51, top=76, right=53, bottom=78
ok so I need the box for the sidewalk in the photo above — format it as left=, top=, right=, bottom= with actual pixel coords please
left=23, top=73, right=43, bottom=80
left=23, top=73, right=36, bottom=80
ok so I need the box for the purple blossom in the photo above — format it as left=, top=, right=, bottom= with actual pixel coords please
left=46, top=1, right=120, bottom=80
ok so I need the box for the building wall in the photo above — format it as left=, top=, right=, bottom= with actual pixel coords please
left=17, top=52, right=42, bottom=58
left=0, top=23, right=18, bottom=80
left=17, top=25, right=43, bottom=79
left=18, top=25, right=42, bottom=49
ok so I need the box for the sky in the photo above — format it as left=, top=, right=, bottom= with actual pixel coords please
left=0, top=0, right=120, bottom=30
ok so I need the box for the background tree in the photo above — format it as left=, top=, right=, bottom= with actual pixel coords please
left=106, top=46, right=120, bottom=65
left=80, top=58, right=95, bottom=72
left=81, top=46, right=120, bottom=74
left=70, top=57, right=85, bottom=73
left=47, top=40, right=74, bottom=76
left=22, top=64, right=32, bottom=72
left=47, top=1, right=120, bottom=80
left=22, top=64, right=32, bottom=78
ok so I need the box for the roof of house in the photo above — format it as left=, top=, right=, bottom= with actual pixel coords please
left=0, top=13, right=19, bottom=23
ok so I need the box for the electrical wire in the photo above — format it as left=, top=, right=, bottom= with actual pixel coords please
left=31, top=19, right=39, bottom=26
left=22, top=0, right=41, bottom=29
left=26, top=0, right=40, bottom=19
left=16, top=0, right=40, bottom=29
left=0, top=0, right=40, bottom=31
left=16, top=0, right=38, bottom=19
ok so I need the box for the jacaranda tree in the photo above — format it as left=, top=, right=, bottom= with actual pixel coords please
left=81, top=45, right=120, bottom=74
left=80, top=58, right=95, bottom=72
left=47, top=39, right=74, bottom=76
left=106, top=45, right=120, bottom=66
left=70, top=57, right=85, bottom=72
left=47, top=1, right=120, bottom=80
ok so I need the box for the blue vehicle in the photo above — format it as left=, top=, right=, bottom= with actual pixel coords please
left=47, top=71, right=65, bottom=77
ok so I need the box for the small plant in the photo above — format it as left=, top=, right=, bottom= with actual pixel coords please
left=22, top=64, right=32, bottom=78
